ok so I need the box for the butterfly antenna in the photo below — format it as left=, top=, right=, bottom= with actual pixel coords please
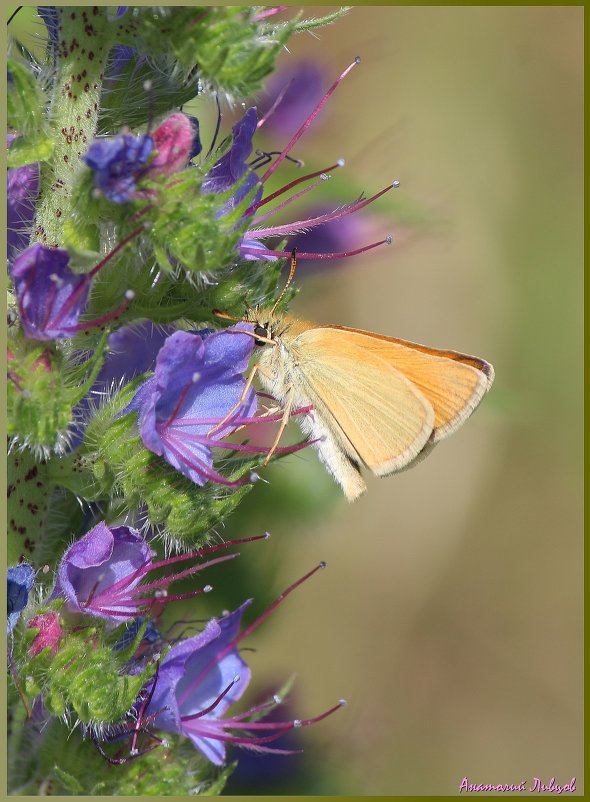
left=271, top=249, right=297, bottom=316
left=212, top=309, right=242, bottom=322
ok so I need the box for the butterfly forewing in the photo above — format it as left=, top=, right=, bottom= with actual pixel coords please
left=320, top=326, right=494, bottom=442
left=294, top=328, right=436, bottom=475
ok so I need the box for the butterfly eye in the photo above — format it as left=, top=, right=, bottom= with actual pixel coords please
left=254, top=324, right=269, bottom=345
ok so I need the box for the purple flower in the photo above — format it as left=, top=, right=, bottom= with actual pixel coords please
left=100, top=322, right=177, bottom=387
left=131, top=327, right=259, bottom=487
left=84, top=133, right=154, bottom=203
left=146, top=603, right=252, bottom=764
left=11, top=231, right=142, bottom=341
left=7, top=134, right=39, bottom=264
left=185, top=114, right=203, bottom=161
left=53, top=523, right=154, bottom=620
left=202, top=107, right=259, bottom=195
left=127, top=327, right=311, bottom=486
left=141, top=563, right=345, bottom=765
left=52, top=522, right=264, bottom=623
left=258, top=61, right=325, bottom=139
left=11, top=244, right=91, bottom=340
left=233, top=59, right=396, bottom=263
left=7, top=563, right=35, bottom=635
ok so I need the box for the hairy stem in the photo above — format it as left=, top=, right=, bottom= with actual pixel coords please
left=33, top=7, right=113, bottom=248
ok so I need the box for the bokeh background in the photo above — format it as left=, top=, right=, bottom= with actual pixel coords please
left=9, top=5, right=583, bottom=796
left=219, top=5, right=584, bottom=795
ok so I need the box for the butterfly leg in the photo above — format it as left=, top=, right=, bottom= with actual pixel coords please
left=263, top=386, right=294, bottom=466
left=207, top=362, right=273, bottom=436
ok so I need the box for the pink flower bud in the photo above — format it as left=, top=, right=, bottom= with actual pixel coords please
left=27, top=612, right=63, bottom=657
left=149, top=113, right=196, bottom=177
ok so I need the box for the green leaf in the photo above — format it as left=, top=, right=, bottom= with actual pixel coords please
left=7, top=57, right=47, bottom=136
left=52, top=766, right=84, bottom=794
left=116, top=7, right=298, bottom=98
left=6, top=135, right=53, bottom=167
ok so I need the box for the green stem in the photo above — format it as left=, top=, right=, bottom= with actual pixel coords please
left=33, top=7, right=113, bottom=248
left=7, top=450, right=53, bottom=566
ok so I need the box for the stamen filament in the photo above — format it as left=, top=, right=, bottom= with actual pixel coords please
left=131, top=662, right=160, bottom=754
left=248, top=161, right=343, bottom=213
left=239, top=237, right=391, bottom=261
left=259, top=58, right=360, bottom=185
left=251, top=175, right=328, bottom=226
left=130, top=553, right=238, bottom=594
left=185, top=563, right=326, bottom=697
left=165, top=435, right=251, bottom=488
left=50, top=225, right=143, bottom=328
left=59, top=293, right=133, bottom=333
left=250, top=182, right=395, bottom=239
left=256, top=79, right=294, bottom=129
left=181, top=676, right=241, bottom=721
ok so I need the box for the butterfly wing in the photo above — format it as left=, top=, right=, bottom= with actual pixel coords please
left=319, top=326, right=494, bottom=443
left=292, top=328, right=436, bottom=475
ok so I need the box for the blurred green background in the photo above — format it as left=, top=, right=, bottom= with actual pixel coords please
left=220, top=5, right=583, bottom=795
left=9, top=5, right=583, bottom=796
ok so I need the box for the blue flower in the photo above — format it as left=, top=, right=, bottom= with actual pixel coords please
left=127, top=326, right=311, bottom=485
left=202, top=107, right=259, bottom=195
left=84, top=134, right=154, bottom=203
left=130, top=327, right=259, bottom=487
left=11, top=232, right=141, bottom=341
left=51, top=521, right=257, bottom=623
left=145, top=602, right=253, bottom=765
left=11, top=244, right=92, bottom=340
left=7, top=134, right=39, bottom=265
left=258, top=61, right=325, bottom=139
left=140, top=564, right=345, bottom=765
left=7, top=563, right=35, bottom=635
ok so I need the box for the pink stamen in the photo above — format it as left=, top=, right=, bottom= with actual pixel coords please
left=165, top=434, right=252, bottom=488
left=259, top=58, right=360, bottom=185
left=129, top=588, right=210, bottom=606
left=164, top=376, right=198, bottom=429
left=94, top=557, right=152, bottom=601
left=250, top=182, right=396, bottom=238
left=188, top=728, right=291, bottom=747
left=253, top=6, right=288, bottom=21
left=239, top=236, right=392, bottom=261
left=257, top=79, right=294, bottom=130
left=165, top=404, right=313, bottom=428
left=251, top=175, right=329, bottom=226
left=182, top=676, right=241, bottom=722
left=177, top=431, right=312, bottom=457
left=131, top=662, right=160, bottom=754
left=248, top=160, right=344, bottom=213
left=149, top=533, right=269, bottom=570
left=57, top=292, right=134, bottom=333
left=130, top=552, right=238, bottom=595
left=88, top=227, right=145, bottom=278
left=232, top=562, right=326, bottom=648
left=213, top=438, right=313, bottom=456
left=185, top=562, right=327, bottom=698
left=41, top=275, right=60, bottom=330
left=51, top=227, right=143, bottom=328
left=227, top=699, right=346, bottom=730
left=90, top=606, right=141, bottom=618
left=230, top=697, right=282, bottom=722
